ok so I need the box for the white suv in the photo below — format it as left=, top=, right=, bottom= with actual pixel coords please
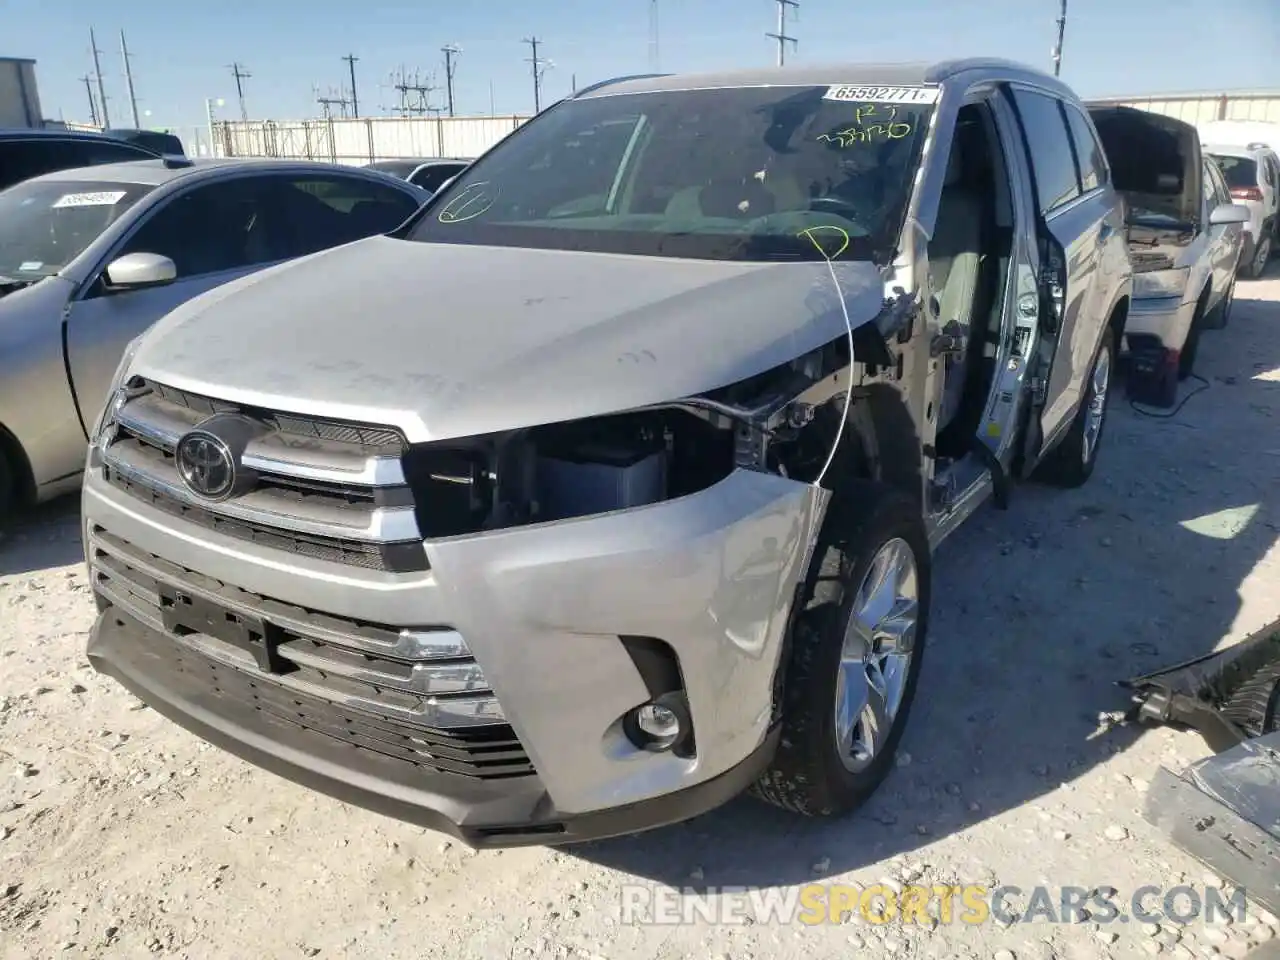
left=1205, top=142, right=1280, bottom=278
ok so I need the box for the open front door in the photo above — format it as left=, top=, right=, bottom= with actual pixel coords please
left=1088, top=105, right=1203, bottom=228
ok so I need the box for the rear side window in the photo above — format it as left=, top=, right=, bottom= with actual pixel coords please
left=1263, top=155, right=1277, bottom=187
left=1063, top=106, right=1108, bottom=192
left=1010, top=89, right=1081, bottom=213
left=0, top=137, right=153, bottom=192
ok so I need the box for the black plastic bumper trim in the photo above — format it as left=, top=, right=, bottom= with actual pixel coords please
left=88, top=612, right=779, bottom=848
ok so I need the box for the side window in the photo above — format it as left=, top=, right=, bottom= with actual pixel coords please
left=267, top=175, right=422, bottom=258
left=0, top=141, right=53, bottom=190
left=72, top=140, right=155, bottom=166
left=1010, top=89, right=1082, bottom=213
left=1264, top=156, right=1277, bottom=187
left=1201, top=161, right=1219, bottom=218
left=412, top=164, right=465, bottom=193
left=1063, top=106, right=1107, bottom=192
left=117, top=177, right=285, bottom=279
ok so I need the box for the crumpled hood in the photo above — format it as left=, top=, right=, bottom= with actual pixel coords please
left=132, top=236, right=887, bottom=442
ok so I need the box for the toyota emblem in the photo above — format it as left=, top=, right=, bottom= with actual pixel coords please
left=176, top=431, right=236, bottom=500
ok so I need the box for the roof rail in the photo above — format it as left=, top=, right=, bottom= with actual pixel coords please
left=572, top=73, right=672, bottom=98
left=1247, top=141, right=1273, bottom=151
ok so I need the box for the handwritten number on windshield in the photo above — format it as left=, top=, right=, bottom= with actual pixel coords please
left=818, top=103, right=913, bottom=147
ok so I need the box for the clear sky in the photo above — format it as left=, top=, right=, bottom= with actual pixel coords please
left=5, top=0, right=1278, bottom=132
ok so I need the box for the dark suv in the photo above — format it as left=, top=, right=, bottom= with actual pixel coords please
left=0, top=129, right=159, bottom=192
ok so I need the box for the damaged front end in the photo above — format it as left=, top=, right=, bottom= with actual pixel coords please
left=1121, top=621, right=1280, bottom=916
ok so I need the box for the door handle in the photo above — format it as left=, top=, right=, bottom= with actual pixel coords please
left=1097, top=222, right=1114, bottom=244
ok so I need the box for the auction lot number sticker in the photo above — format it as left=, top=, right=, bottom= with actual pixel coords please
left=824, top=85, right=940, bottom=104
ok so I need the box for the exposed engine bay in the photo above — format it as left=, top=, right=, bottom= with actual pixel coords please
left=400, top=307, right=909, bottom=540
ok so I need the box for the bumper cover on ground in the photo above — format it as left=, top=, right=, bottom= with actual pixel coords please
left=88, top=610, right=779, bottom=848
left=1143, top=735, right=1280, bottom=917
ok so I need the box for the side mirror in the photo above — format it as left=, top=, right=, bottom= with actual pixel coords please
left=103, top=252, right=177, bottom=290
left=1209, top=202, right=1251, bottom=226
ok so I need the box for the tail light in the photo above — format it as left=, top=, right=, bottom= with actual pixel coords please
left=1230, top=186, right=1264, bottom=202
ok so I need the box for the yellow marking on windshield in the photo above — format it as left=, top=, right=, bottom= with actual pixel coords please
left=819, top=103, right=915, bottom=147
left=799, top=225, right=850, bottom=261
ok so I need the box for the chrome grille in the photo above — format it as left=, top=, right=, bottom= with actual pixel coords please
left=88, top=526, right=533, bottom=779
left=99, top=380, right=427, bottom=573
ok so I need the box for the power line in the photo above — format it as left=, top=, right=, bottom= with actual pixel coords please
left=342, top=53, right=360, bottom=117
left=522, top=36, right=550, bottom=113
left=648, top=0, right=660, bottom=72
left=80, top=75, right=99, bottom=125
left=765, top=0, right=799, bottom=67
left=120, top=30, right=140, bottom=128
left=228, top=62, right=251, bottom=121
left=1051, top=0, right=1068, bottom=77
left=388, top=67, right=438, bottom=116
left=89, top=27, right=110, bottom=127
left=441, top=44, right=461, bottom=117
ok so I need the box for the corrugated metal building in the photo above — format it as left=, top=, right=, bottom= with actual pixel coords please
left=0, top=57, right=44, bottom=128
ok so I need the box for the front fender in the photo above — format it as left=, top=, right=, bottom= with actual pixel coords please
left=0, top=278, right=88, bottom=499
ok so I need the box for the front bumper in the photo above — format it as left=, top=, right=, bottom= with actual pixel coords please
left=1122, top=295, right=1197, bottom=353
left=88, top=611, right=779, bottom=846
left=82, top=462, right=825, bottom=843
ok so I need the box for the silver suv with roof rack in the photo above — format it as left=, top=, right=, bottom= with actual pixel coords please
left=84, top=59, right=1174, bottom=845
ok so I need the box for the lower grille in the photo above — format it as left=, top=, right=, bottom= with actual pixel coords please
left=88, top=526, right=532, bottom=780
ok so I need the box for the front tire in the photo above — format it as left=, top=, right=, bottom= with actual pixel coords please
left=1178, top=300, right=1206, bottom=380
left=1202, top=278, right=1235, bottom=331
left=752, top=482, right=931, bottom=817
left=1242, top=233, right=1271, bottom=279
left=1034, top=327, right=1114, bottom=488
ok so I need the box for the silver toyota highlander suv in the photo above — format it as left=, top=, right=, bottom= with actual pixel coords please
left=83, top=59, right=1154, bottom=846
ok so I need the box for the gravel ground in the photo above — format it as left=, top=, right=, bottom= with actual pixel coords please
left=3, top=273, right=1279, bottom=960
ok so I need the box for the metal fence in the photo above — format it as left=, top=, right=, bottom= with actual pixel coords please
left=210, top=114, right=532, bottom=166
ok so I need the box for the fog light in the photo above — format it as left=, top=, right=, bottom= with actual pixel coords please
left=624, top=692, right=691, bottom=753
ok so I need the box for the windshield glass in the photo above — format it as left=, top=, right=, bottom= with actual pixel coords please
left=407, top=85, right=934, bottom=262
left=1208, top=154, right=1258, bottom=190
left=0, top=179, right=153, bottom=279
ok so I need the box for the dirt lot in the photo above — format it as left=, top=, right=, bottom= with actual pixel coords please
left=3, top=273, right=1280, bottom=960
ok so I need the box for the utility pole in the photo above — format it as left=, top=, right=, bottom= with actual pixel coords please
left=80, top=75, right=99, bottom=125
left=229, top=62, right=251, bottom=120
left=766, top=0, right=799, bottom=67
left=120, top=30, right=141, bottom=128
left=1051, top=0, right=1068, bottom=77
left=648, top=0, right=660, bottom=72
left=89, top=28, right=110, bottom=126
left=441, top=44, right=460, bottom=117
left=342, top=53, right=360, bottom=117
left=522, top=36, right=549, bottom=113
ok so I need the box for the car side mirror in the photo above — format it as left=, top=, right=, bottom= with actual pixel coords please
left=1209, top=202, right=1251, bottom=226
left=103, top=252, right=177, bottom=290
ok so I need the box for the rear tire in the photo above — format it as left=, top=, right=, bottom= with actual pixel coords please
left=751, top=482, right=931, bottom=817
left=1034, top=328, right=1114, bottom=488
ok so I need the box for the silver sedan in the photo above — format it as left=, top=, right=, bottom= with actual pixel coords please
left=0, top=157, right=427, bottom=519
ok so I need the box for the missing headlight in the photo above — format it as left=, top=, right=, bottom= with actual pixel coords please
left=402, top=409, right=735, bottom=537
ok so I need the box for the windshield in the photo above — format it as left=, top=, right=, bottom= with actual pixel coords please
left=0, top=179, right=153, bottom=280
left=407, top=85, right=934, bottom=263
left=1208, top=154, right=1258, bottom=190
